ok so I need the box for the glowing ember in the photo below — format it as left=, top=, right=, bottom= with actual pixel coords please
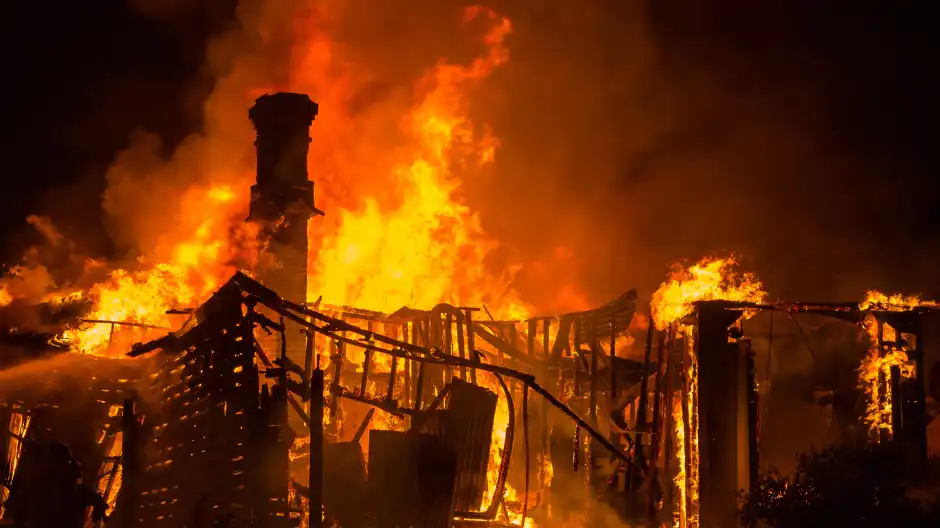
left=651, top=256, right=766, bottom=331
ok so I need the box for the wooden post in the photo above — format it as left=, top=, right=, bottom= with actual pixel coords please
left=403, top=322, right=412, bottom=407
left=310, top=368, right=325, bottom=528
left=681, top=338, right=693, bottom=524
left=542, top=319, right=551, bottom=358
left=330, top=334, right=343, bottom=437
left=527, top=319, right=536, bottom=359
left=119, top=397, right=138, bottom=528
left=587, top=314, right=599, bottom=515
left=877, top=320, right=888, bottom=443
left=510, top=322, right=519, bottom=366
left=649, top=328, right=667, bottom=468
left=746, top=343, right=760, bottom=494
left=445, top=313, right=454, bottom=382
left=413, top=321, right=425, bottom=411
left=360, top=321, right=373, bottom=396
left=386, top=323, right=399, bottom=402
left=636, top=319, right=654, bottom=454
left=465, top=309, right=477, bottom=385
left=304, top=329, right=314, bottom=395
left=890, top=364, right=902, bottom=441
left=304, top=329, right=316, bottom=439
left=521, top=384, right=531, bottom=525
left=561, top=330, right=570, bottom=404
left=542, top=318, right=551, bottom=466
left=609, top=312, right=617, bottom=399
left=912, top=317, right=929, bottom=468
left=662, top=325, right=676, bottom=523
left=573, top=317, right=582, bottom=396
left=589, top=315, right=599, bottom=426
left=456, top=314, right=467, bottom=381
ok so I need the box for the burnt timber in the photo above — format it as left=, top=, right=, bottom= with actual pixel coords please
left=2, top=282, right=937, bottom=527
left=1, top=270, right=645, bottom=527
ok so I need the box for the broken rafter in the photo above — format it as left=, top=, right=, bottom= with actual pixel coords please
left=80, top=319, right=172, bottom=331
left=130, top=271, right=642, bottom=473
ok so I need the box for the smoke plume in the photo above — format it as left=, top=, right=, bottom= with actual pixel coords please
left=8, top=0, right=936, bottom=314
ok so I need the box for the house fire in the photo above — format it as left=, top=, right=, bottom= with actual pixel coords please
left=1, top=91, right=938, bottom=528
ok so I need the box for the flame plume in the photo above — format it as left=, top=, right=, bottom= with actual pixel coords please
left=651, top=256, right=766, bottom=331
left=1, top=5, right=526, bottom=356
left=310, top=6, right=519, bottom=315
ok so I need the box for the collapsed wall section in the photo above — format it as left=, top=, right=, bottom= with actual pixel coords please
left=131, top=291, right=297, bottom=527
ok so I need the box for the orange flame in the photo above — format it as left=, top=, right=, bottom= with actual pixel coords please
left=651, top=256, right=765, bottom=331
left=856, top=290, right=930, bottom=438
left=309, top=7, right=518, bottom=316
left=859, top=290, right=938, bottom=312
left=52, top=184, right=259, bottom=356
left=653, top=257, right=755, bottom=528
left=1, top=5, right=526, bottom=358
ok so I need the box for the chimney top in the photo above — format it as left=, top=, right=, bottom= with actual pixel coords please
left=249, top=93, right=319, bottom=130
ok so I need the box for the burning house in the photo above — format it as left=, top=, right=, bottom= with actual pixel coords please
left=1, top=91, right=939, bottom=528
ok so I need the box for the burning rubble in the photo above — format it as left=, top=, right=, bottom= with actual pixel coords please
left=1, top=3, right=939, bottom=528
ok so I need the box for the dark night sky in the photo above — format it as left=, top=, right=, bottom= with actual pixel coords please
left=1, top=0, right=936, bottom=302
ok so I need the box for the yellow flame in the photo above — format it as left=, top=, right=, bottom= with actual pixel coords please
left=858, top=313, right=916, bottom=438
left=651, top=256, right=765, bottom=331
left=672, top=395, right=687, bottom=528
left=859, top=290, right=938, bottom=312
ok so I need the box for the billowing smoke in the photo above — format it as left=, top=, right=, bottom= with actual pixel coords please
left=6, top=0, right=935, bottom=315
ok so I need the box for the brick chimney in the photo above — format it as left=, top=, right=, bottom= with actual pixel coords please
left=247, top=92, right=323, bottom=308
left=247, top=92, right=323, bottom=376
